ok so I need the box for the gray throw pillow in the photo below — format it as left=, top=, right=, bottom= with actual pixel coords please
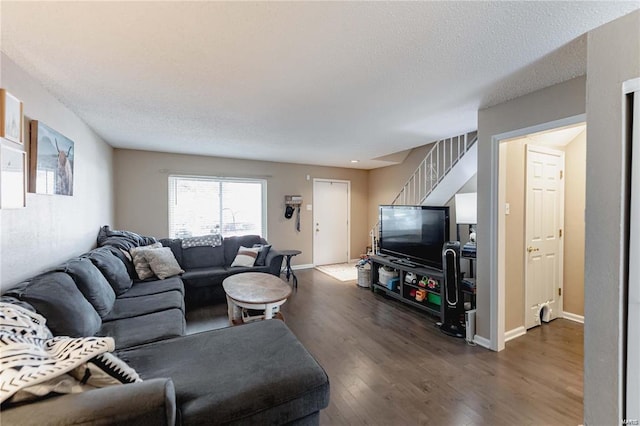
left=11, top=272, right=102, bottom=337
left=253, top=244, right=272, bottom=266
left=60, top=258, right=116, bottom=318
left=145, top=247, right=185, bottom=280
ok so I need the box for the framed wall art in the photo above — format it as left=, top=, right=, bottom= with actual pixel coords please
left=0, top=89, right=24, bottom=144
left=29, top=120, right=74, bottom=196
left=0, top=143, right=27, bottom=209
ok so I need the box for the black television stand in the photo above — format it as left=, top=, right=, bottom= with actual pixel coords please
left=369, top=254, right=444, bottom=321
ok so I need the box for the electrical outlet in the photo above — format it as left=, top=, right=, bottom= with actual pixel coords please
left=505, top=203, right=510, bottom=215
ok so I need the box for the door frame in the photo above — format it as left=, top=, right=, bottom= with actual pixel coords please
left=624, top=78, right=640, bottom=422
left=490, top=113, right=585, bottom=351
left=523, top=144, right=565, bottom=329
left=312, top=178, right=351, bottom=266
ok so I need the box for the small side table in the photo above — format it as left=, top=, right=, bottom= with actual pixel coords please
left=280, top=249, right=301, bottom=288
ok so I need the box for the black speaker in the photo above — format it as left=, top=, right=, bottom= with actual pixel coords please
left=440, top=241, right=465, bottom=338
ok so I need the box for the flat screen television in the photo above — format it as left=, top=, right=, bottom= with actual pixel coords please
left=378, top=205, right=450, bottom=270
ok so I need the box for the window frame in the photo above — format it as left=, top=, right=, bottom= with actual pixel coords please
left=167, top=174, right=268, bottom=240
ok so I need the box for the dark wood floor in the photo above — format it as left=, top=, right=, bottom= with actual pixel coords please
left=187, top=269, right=584, bottom=426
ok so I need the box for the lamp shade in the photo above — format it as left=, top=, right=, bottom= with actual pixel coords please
left=455, top=193, right=477, bottom=224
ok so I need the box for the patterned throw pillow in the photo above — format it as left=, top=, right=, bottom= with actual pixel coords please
left=129, top=243, right=163, bottom=280
left=230, top=246, right=260, bottom=267
left=145, top=247, right=185, bottom=280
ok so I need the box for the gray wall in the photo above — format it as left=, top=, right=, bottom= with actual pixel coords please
left=0, top=54, right=114, bottom=289
left=585, top=10, right=639, bottom=425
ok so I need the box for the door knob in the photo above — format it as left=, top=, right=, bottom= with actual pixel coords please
left=527, top=246, right=539, bottom=253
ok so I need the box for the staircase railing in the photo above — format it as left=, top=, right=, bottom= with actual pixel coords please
left=369, top=131, right=477, bottom=254
left=392, top=132, right=477, bottom=206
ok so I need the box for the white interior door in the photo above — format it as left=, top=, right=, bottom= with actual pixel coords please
left=525, top=145, right=565, bottom=329
left=313, top=179, right=349, bottom=266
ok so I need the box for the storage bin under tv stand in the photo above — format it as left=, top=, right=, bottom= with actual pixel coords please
left=369, top=254, right=444, bottom=321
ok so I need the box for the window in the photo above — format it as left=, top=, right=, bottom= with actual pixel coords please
left=168, top=175, right=266, bottom=239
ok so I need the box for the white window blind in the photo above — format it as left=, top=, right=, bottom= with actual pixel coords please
left=168, top=175, right=266, bottom=239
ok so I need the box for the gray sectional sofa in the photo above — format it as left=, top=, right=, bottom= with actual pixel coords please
left=97, top=226, right=285, bottom=306
left=1, top=231, right=329, bottom=425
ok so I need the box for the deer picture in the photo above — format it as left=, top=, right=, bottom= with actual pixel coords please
left=55, top=139, right=73, bottom=195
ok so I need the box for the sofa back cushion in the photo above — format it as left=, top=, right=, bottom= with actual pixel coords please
left=160, top=238, right=184, bottom=266
left=58, top=258, right=116, bottom=318
left=223, top=235, right=266, bottom=266
left=6, top=272, right=102, bottom=337
left=84, top=248, right=133, bottom=295
left=182, top=246, right=225, bottom=269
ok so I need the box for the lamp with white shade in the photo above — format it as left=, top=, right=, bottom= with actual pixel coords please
left=454, top=192, right=477, bottom=243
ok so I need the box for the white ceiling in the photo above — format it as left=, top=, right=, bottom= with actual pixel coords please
left=1, top=2, right=637, bottom=169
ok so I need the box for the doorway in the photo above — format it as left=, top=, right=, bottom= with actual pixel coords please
left=499, top=121, right=586, bottom=341
left=312, top=179, right=350, bottom=266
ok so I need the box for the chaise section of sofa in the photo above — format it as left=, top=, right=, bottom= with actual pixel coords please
left=117, top=320, right=330, bottom=425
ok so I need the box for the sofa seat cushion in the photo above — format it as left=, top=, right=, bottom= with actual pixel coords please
left=58, top=258, right=116, bottom=318
left=225, top=265, right=271, bottom=276
left=102, top=291, right=184, bottom=322
left=117, top=320, right=330, bottom=425
left=6, top=272, right=102, bottom=337
left=98, top=309, right=185, bottom=350
left=118, top=276, right=184, bottom=298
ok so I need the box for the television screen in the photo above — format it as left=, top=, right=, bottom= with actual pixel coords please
left=379, top=205, right=450, bottom=270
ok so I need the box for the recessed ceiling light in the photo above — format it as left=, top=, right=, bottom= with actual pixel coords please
left=351, top=160, right=359, bottom=163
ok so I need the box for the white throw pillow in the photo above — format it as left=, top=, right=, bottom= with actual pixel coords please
left=230, top=246, right=260, bottom=267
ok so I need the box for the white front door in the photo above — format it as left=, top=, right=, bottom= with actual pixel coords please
left=525, top=145, right=565, bottom=329
left=313, top=179, right=349, bottom=266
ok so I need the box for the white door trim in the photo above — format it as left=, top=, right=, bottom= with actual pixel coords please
left=312, top=178, right=351, bottom=266
left=490, top=113, right=586, bottom=351
left=625, top=79, right=640, bottom=422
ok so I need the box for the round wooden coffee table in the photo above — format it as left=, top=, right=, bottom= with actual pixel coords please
left=223, top=272, right=292, bottom=325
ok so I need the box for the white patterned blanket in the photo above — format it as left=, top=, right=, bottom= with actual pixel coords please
left=0, top=302, right=114, bottom=403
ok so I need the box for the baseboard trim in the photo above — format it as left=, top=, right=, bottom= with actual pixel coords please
left=474, top=335, right=492, bottom=349
left=563, top=312, right=584, bottom=324
left=505, top=326, right=527, bottom=342
left=293, top=264, right=314, bottom=270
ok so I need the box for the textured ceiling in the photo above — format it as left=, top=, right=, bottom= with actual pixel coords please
left=1, top=1, right=638, bottom=169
